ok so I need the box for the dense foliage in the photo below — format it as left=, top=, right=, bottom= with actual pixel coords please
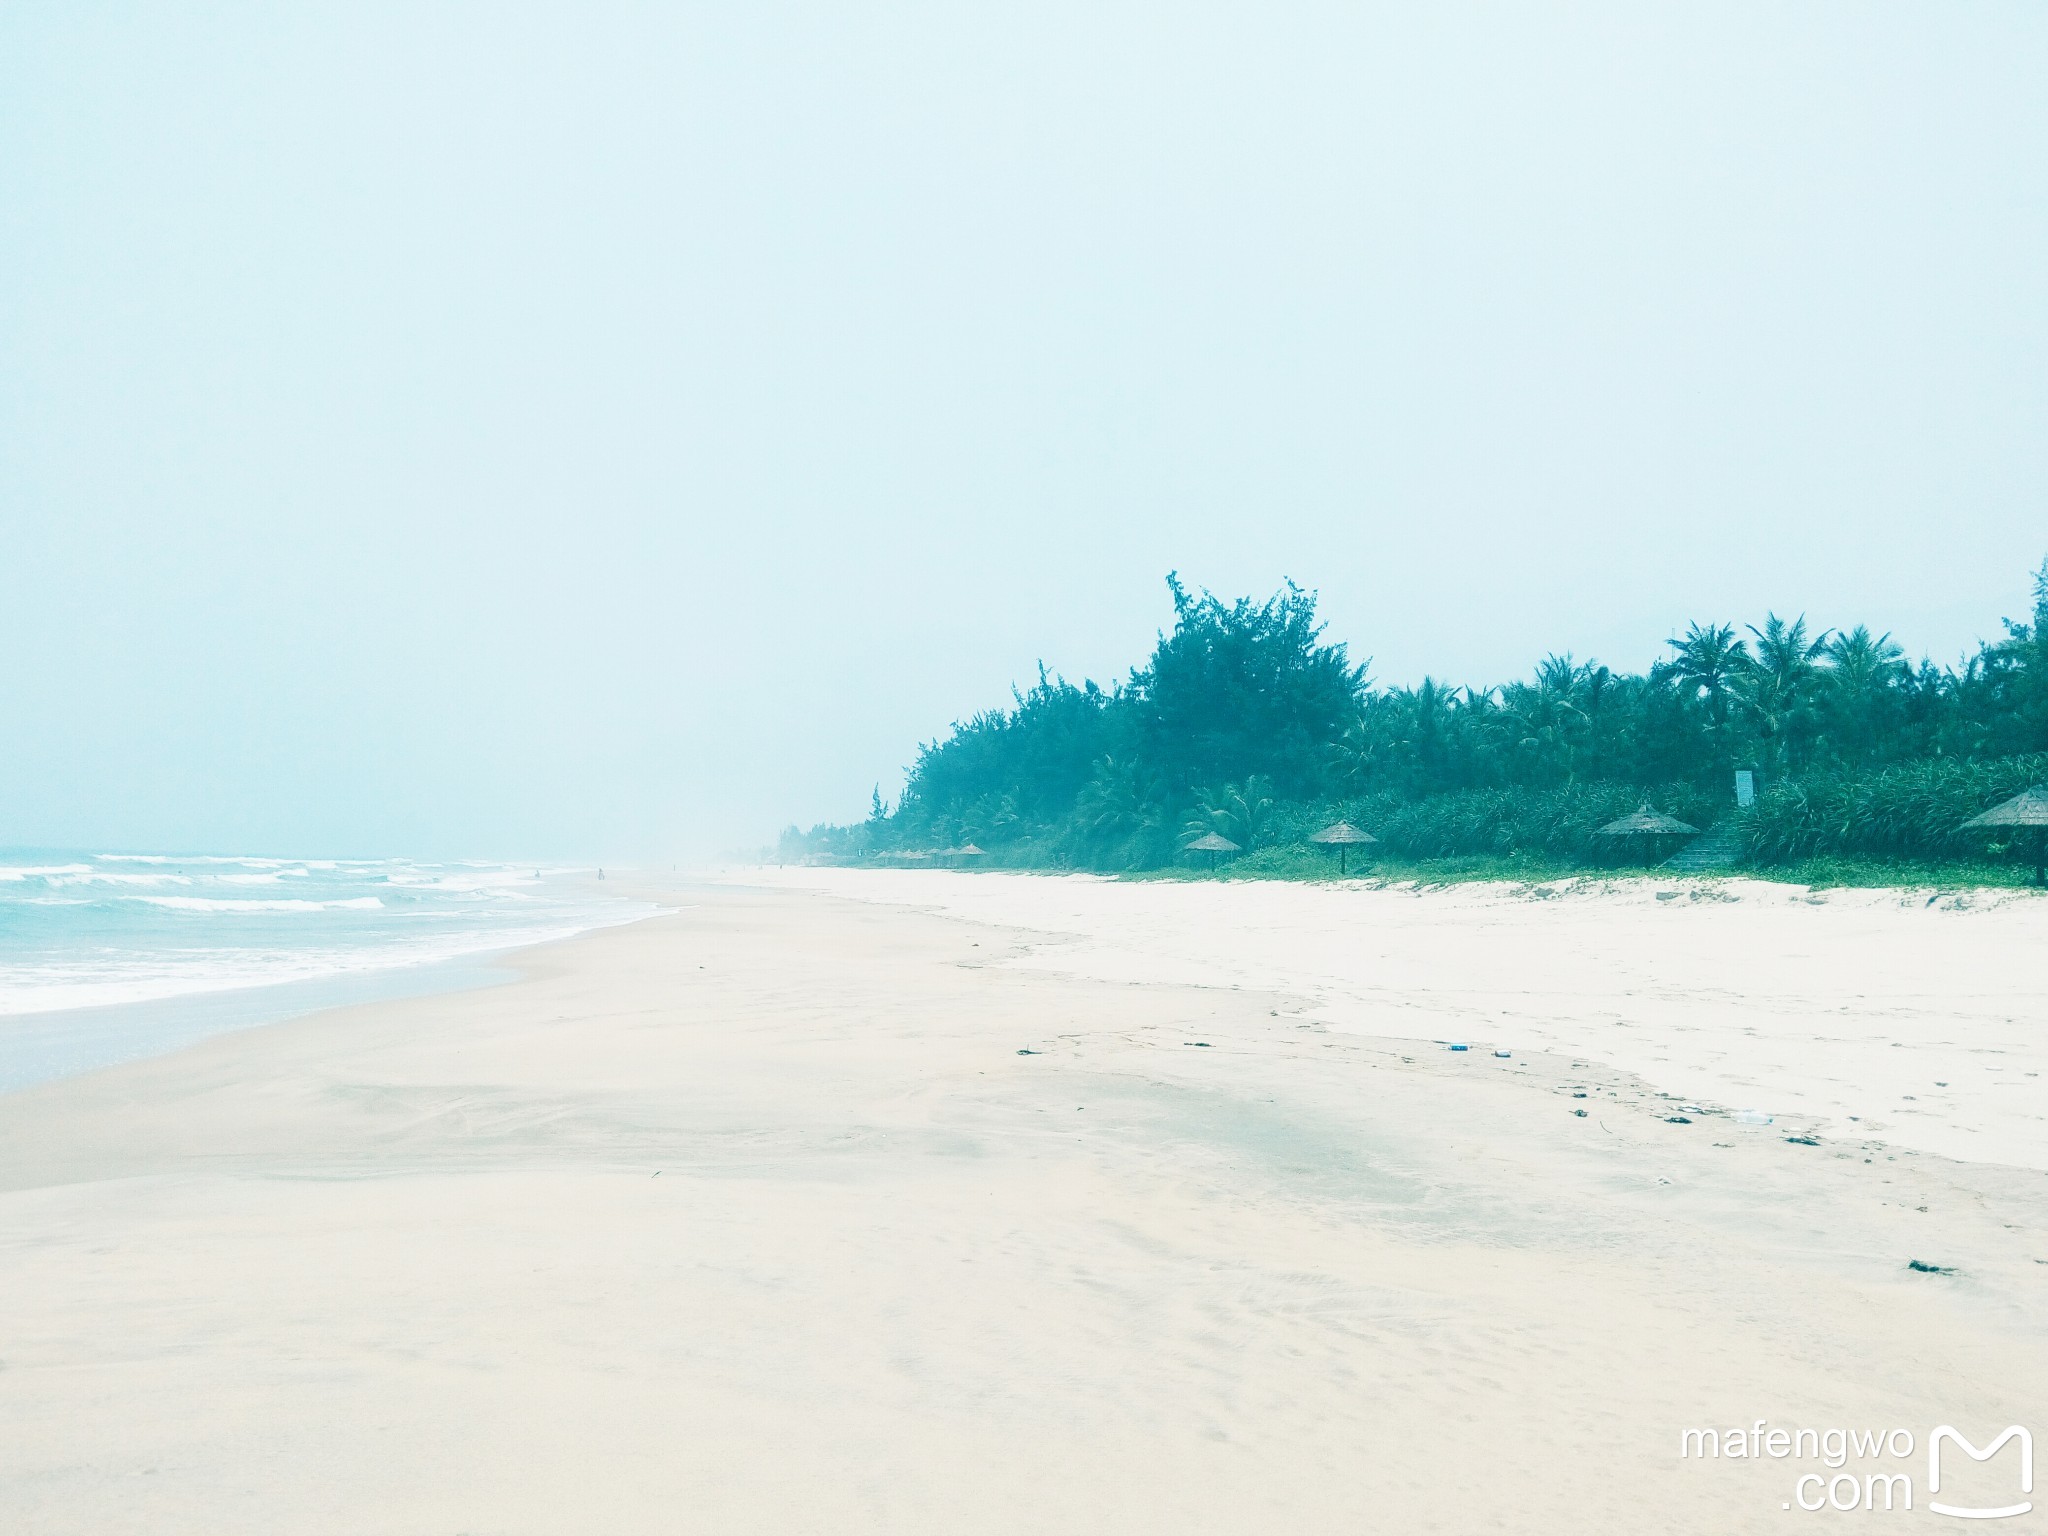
left=781, top=560, right=2048, bottom=873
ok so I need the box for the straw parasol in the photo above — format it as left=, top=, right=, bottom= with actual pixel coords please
left=1960, top=785, right=2048, bottom=886
left=1596, top=805, right=1700, bottom=838
left=1594, top=805, right=1699, bottom=864
left=1184, top=830, right=1241, bottom=871
left=952, top=843, right=985, bottom=869
left=1308, top=820, right=1377, bottom=876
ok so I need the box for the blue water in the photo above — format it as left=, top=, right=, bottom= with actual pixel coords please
left=0, top=852, right=657, bottom=1093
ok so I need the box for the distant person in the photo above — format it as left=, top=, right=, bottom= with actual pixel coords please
left=598, top=868, right=605, bottom=881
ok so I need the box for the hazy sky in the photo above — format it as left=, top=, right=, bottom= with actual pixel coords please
left=4, top=3, right=2045, bottom=859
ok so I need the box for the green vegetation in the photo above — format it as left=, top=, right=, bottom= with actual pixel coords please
left=782, top=559, right=2048, bottom=884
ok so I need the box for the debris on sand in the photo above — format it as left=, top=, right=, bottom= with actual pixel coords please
left=1906, top=1259, right=1954, bottom=1275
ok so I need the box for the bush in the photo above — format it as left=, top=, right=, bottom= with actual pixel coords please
left=1264, top=781, right=1720, bottom=864
left=1739, top=754, right=2048, bottom=863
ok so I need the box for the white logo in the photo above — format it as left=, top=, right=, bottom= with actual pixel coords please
left=1929, top=1425, right=2032, bottom=1520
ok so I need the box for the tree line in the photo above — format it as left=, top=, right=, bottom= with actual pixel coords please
left=782, top=560, right=2048, bottom=873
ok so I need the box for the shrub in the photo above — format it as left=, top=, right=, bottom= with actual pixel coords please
left=1739, top=754, right=2048, bottom=863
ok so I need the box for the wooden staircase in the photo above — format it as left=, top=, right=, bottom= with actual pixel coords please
left=1661, top=822, right=1744, bottom=874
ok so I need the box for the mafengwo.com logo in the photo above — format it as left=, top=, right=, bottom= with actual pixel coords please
left=1678, top=1422, right=2032, bottom=1517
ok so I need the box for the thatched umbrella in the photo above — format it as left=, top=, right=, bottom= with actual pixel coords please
left=1961, top=785, right=2048, bottom=886
left=1184, top=830, right=1241, bottom=871
left=953, top=842, right=985, bottom=869
left=1308, top=820, right=1377, bottom=876
left=1594, top=805, right=1700, bottom=864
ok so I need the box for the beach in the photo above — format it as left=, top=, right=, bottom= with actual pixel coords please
left=3, top=871, right=2045, bottom=1532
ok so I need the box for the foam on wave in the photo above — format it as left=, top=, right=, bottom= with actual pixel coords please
left=134, top=896, right=387, bottom=913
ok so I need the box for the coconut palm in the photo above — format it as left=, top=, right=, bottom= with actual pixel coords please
left=1324, top=712, right=1382, bottom=792
left=1076, top=757, right=1167, bottom=844
left=1504, top=656, right=1593, bottom=782
left=1748, top=614, right=1830, bottom=692
left=1825, top=625, right=1904, bottom=692
left=1183, top=775, right=1276, bottom=851
left=1742, top=614, right=1831, bottom=772
left=1662, top=622, right=1750, bottom=731
left=1820, top=626, right=1906, bottom=765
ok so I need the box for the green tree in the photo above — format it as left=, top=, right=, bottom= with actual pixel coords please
left=1820, top=625, right=1905, bottom=766
left=1663, top=622, right=1750, bottom=733
left=1182, top=776, right=1276, bottom=851
left=1133, top=576, right=1365, bottom=800
left=1742, top=614, right=1830, bottom=774
left=774, top=557, right=2048, bottom=876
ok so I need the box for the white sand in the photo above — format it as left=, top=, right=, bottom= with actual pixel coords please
left=2, top=873, right=2045, bottom=1533
left=756, top=869, right=2048, bottom=1172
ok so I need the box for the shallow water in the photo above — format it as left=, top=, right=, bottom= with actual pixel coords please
left=0, top=851, right=656, bottom=1092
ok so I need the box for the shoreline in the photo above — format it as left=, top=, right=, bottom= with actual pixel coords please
left=0, top=948, right=519, bottom=1098
left=3, top=874, right=2043, bottom=1532
left=0, top=884, right=664, bottom=1098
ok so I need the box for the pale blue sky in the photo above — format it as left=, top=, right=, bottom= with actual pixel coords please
left=3, top=3, right=2044, bottom=858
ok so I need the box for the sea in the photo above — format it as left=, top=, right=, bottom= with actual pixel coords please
left=0, top=851, right=659, bottom=1095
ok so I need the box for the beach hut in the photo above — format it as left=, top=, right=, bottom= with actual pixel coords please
left=1308, top=820, right=1377, bottom=876
left=1183, top=830, right=1241, bottom=871
left=1593, top=805, right=1700, bottom=864
left=952, top=843, right=986, bottom=869
left=1960, top=785, right=2048, bottom=886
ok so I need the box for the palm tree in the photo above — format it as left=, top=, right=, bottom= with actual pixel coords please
left=1373, top=679, right=1468, bottom=790
left=1742, top=614, right=1831, bottom=772
left=1324, top=714, right=1381, bottom=793
left=1748, top=614, right=1830, bottom=691
left=1819, top=625, right=1905, bottom=765
left=1504, top=655, right=1592, bottom=782
left=1183, top=776, right=1276, bottom=851
left=1532, top=653, right=1592, bottom=700
left=1663, top=623, right=1750, bottom=732
left=1077, top=757, right=1165, bottom=841
left=1825, top=625, right=1905, bottom=693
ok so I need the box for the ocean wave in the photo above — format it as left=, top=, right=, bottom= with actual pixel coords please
left=0, top=864, right=94, bottom=881
left=48, top=871, right=193, bottom=887
left=1, top=851, right=660, bottom=1036
left=133, top=895, right=387, bottom=913
left=0, top=903, right=660, bottom=1018
left=95, top=854, right=320, bottom=868
left=381, top=866, right=543, bottom=892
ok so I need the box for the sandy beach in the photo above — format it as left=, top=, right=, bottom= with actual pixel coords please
left=4, top=872, right=2045, bottom=1533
